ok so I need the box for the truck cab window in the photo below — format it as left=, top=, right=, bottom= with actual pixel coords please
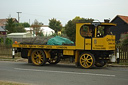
left=97, top=25, right=111, bottom=37
left=80, top=25, right=95, bottom=38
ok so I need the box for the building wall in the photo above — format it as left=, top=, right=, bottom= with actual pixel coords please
left=110, top=17, right=128, bottom=41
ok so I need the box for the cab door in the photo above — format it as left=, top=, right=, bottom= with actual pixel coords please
left=80, top=25, right=95, bottom=50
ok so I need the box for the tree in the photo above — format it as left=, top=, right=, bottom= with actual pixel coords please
left=49, top=18, right=62, bottom=34
left=65, top=16, right=94, bottom=42
left=31, top=19, right=42, bottom=36
left=5, top=18, right=16, bottom=33
left=15, top=22, right=30, bottom=27
left=21, top=22, right=30, bottom=27
left=122, top=35, right=128, bottom=46
left=5, top=18, right=27, bottom=33
left=14, top=23, right=26, bottom=32
left=15, top=25, right=26, bottom=32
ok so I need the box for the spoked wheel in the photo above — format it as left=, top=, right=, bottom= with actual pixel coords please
left=95, top=60, right=106, bottom=67
left=79, top=52, right=95, bottom=69
left=48, top=53, right=60, bottom=64
left=31, top=50, right=46, bottom=66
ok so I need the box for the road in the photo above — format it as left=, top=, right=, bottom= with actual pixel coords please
left=0, top=61, right=128, bottom=85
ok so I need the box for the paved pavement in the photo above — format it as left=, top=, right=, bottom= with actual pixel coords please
left=0, top=61, right=128, bottom=85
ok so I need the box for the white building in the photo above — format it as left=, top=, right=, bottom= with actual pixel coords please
left=24, top=26, right=55, bottom=36
left=40, top=27, right=55, bottom=36
left=7, top=33, right=33, bottom=38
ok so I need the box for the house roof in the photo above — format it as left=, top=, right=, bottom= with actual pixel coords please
left=118, top=15, right=128, bottom=24
left=0, top=18, right=18, bottom=26
left=111, top=15, right=128, bottom=24
left=0, top=23, right=3, bottom=26
left=0, top=27, right=5, bottom=31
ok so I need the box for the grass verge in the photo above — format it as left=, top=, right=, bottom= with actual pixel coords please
left=0, top=81, right=28, bottom=85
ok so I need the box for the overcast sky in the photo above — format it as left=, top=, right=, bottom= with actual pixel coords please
left=0, top=0, right=128, bottom=25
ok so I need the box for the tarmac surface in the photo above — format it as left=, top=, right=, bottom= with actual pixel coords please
left=0, top=61, right=128, bottom=85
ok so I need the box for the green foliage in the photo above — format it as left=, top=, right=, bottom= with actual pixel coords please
left=49, top=18, right=62, bottom=34
left=5, top=18, right=29, bottom=33
left=15, top=26, right=26, bottom=32
left=0, top=37, right=4, bottom=44
left=21, top=22, right=30, bottom=27
left=14, top=22, right=30, bottom=27
left=5, top=18, right=16, bottom=33
left=5, top=38, right=13, bottom=46
left=65, top=16, right=94, bottom=42
left=122, top=36, right=128, bottom=46
left=13, top=23, right=26, bottom=32
left=65, top=20, right=76, bottom=42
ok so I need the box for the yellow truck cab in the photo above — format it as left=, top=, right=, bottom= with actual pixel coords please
left=12, top=22, right=116, bottom=69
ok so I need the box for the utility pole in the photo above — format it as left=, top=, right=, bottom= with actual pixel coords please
left=17, top=12, right=22, bottom=23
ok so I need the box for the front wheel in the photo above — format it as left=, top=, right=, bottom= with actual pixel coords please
left=31, top=50, right=46, bottom=66
left=79, top=52, right=95, bottom=69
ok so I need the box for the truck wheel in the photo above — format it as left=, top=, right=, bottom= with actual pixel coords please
left=95, top=60, right=106, bottom=67
left=79, top=52, right=95, bottom=69
left=48, top=57, right=60, bottom=64
left=31, top=50, right=46, bottom=66
left=48, top=54, right=60, bottom=64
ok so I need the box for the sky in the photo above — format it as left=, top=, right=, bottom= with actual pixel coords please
left=0, top=0, right=128, bottom=25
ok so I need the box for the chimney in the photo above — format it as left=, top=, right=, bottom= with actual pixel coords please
left=104, top=19, right=110, bottom=23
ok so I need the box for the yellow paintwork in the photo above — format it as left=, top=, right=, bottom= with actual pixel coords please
left=28, top=49, right=33, bottom=57
left=92, top=35, right=115, bottom=50
left=100, top=23, right=116, bottom=26
left=75, top=50, right=79, bottom=64
left=12, top=44, right=76, bottom=50
left=63, top=50, right=74, bottom=55
left=75, top=23, right=85, bottom=50
left=85, top=39, right=91, bottom=50
left=95, top=27, right=97, bottom=37
left=44, top=50, right=51, bottom=58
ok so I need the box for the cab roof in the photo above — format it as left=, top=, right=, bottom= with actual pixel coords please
left=77, top=22, right=116, bottom=26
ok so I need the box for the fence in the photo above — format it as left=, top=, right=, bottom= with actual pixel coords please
left=116, top=45, right=128, bottom=63
left=0, top=44, right=12, bottom=56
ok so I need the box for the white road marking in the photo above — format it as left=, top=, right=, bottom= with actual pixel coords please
left=14, top=68, right=115, bottom=77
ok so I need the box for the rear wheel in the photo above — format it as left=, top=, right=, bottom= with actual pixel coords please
left=79, top=52, right=95, bottom=69
left=95, top=60, right=106, bottom=67
left=48, top=53, right=60, bottom=64
left=31, top=50, right=46, bottom=66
